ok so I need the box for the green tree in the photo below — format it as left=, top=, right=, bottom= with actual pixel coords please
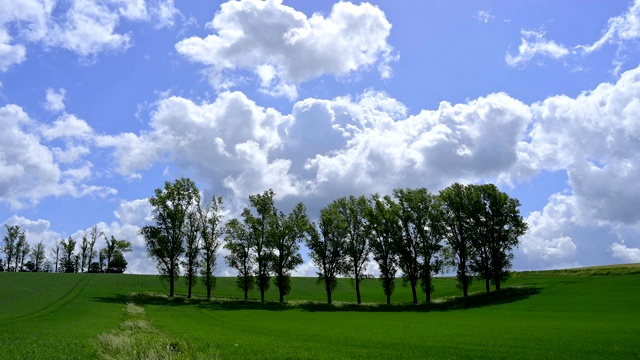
left=335, top=196, right=370, bottom=305
left=437, top=183, right=476, bottom=297
left=224, top=218, right=254, bottom=301
left=200, top=196, right=225, bottom=301
left=307, top=204, right=348, bottom=305
left=108, top=252, right=128, bottom=273
left=183, top=190, right=202, bottom=299
left=140, top=177, right=200, bottom=298
left=473, top=184, right=528, bottom=291
left=31, top=240, right=46, bottom=272
left=270, top=202, right=310, bottom=303
left=50, top=239, right=61, bottom=273
left=86, top=225, right=103, bottom=273
left=101, top=236, right=133, bottom=273
left=19, top=240, right=30, bottom=272
left=366, top=194, right=401, bottom=305
left=243, top=189, right=277, bottom=304
left=80, top=234, right=90, bottom=273
left=60, top=237, right=77, bottom=273
left=395, top=188, right=444, bottom=303
left=3, top=225, right=21, bottom=272
left=393, top=188, right=423, bottom=304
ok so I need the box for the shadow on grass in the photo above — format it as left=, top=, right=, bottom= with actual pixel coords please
left=93, top=286, right=541, bottom=313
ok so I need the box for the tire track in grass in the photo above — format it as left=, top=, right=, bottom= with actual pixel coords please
left=0, top=274, right=96, bottom=324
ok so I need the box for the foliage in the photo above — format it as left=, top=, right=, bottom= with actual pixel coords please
left=200, top=196, right=225, bottom=300
left=141, top=177, right=200, bottom=297
left=307, top=204, right=348, bottom=304
left=101, top=236, right=133, bottom=273
left=224, top=218, right=255, bottom=301
left=335, top=195, right=370, bottom=305
left=365, top=194, right=401, bottom=305
left=269, top=202, right=310, bottom=303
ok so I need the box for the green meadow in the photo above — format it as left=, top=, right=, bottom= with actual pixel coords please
left=1, top=266, right=639, bottom=359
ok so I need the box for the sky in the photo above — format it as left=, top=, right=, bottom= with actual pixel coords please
left=1, top=0, right=640, bottom=276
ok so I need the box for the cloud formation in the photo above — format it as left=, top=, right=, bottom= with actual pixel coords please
left=0, top=0, right=180, bottom=71
left=175, top=0, right=395, bottom=98
left=505, top=30, right=569, bottom=67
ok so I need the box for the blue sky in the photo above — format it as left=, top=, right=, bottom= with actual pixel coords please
left=2, top=0, right=640, bottom=275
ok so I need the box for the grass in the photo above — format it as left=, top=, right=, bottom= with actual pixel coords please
left=0, top=266, right=639, bottom=359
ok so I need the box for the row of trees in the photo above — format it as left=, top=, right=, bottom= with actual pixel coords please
left=142, top=178, right=527, bottom=305
left=2, top=225, right=132, bottom=274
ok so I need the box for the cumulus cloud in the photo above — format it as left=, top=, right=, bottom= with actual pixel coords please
left=525, top=65, right=640, bottom=226
left=0, top=104, right=114, bottom=209
left=520, top=194, right=578, bottom=262
left=506, top=29, right=569, bottom=67
left=610, top=242, right=640, bottom=263
left=0, top=0, right=181, bottom=70
left=175, top=0, right=395, bottom=98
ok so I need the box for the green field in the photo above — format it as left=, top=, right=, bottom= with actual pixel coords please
left=1, top=267, right=639, bottom=359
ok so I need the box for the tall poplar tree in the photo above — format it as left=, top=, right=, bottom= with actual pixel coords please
left=140, top=177, right=199, bottom=298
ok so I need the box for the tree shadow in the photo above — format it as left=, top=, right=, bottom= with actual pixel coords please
left=93, top=286, right=541, bottom=313
left=298, top=286, right=542, bottom=313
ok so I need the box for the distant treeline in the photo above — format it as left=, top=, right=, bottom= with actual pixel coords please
left=1, top=224, right=131, bottom=274
left=139, top=178, right=527, bottom=305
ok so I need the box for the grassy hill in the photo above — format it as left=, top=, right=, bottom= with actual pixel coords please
left=1, top=266, right=639, bottom=359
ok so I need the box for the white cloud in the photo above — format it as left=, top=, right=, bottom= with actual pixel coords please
left=175, top=0, right=395, bottom=98
left=114, top=198, right=154, bottom=227
left=0, top=0, right=181, bottom=69
left=520, top=194, right=578, bottom=262
left=506, top=29, right=569, bottom=67
left=475, top=10, right=495, bottom=24
left=610, top=242, right=640, bottom=263
left=525, top=65, right=640, bottom=225
left=39, top=114, right=93, bottom=141
left=0, top=104, right=114, bottom=209
left=577, top=0, right=640, bottom=54
left=44, top=88, right=66, bottom=113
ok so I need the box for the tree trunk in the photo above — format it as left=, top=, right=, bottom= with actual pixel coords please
left=385, top=277, right=391, bottom=305
left=411, top=279, right=418, bottom=305
left=325, top=279, right=332, bottom=305
left=169, top=272, right=175, bottom=298
left=485, top=277, right=490, bottom=293
left=260, top=288, right=265, bottom=304
left=187, top=276, right=193, bottom=299
left=495, top=278, right=501, bottom=291
left=355, top=276, right=361, bottom=305
left=244, top=288, right=248, bottom=301
left=206, top=280, right=212, bottom=300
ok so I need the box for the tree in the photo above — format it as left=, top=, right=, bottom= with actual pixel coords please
left=366, top=194, right=401, bottom=305
left=3, top=225, right=21, bottom=272
left=335, top=196, right=370, bottom=305
left=60, top=237, right=77, bottom=273
left=224, top=218, right=254, bottom=301
left=270, top=202, right=310, bottom=303
left=395, top=188, right=443, bottom=303
left=50, top=239, right=61, bottom=273
left=243, top=189, right=276, bottom=304
left=200, top=196, right=225, bottom=301
left=18, top=237, right=29, bottom=272
left=393, top=189, right=422, bottom=304
left=307, top=204, right=348, bottom=305
left=86, top=225, right=103, bottom=273
left=140, top=177, right=199, bottom=298
left=101, top=236, right=132, bottom=273
left=183, top=190, right=202, bottom=299
left=437, top=183, right=476, bottom=297
left=473, top=184, right=528, bottom=291
left=12, top=229, right=27, bottom=272
left=80, top=234, right=90, bottom=273
left=108, top=252, right=128, bottom=273
left=30, top=241, right=47, bottom=272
